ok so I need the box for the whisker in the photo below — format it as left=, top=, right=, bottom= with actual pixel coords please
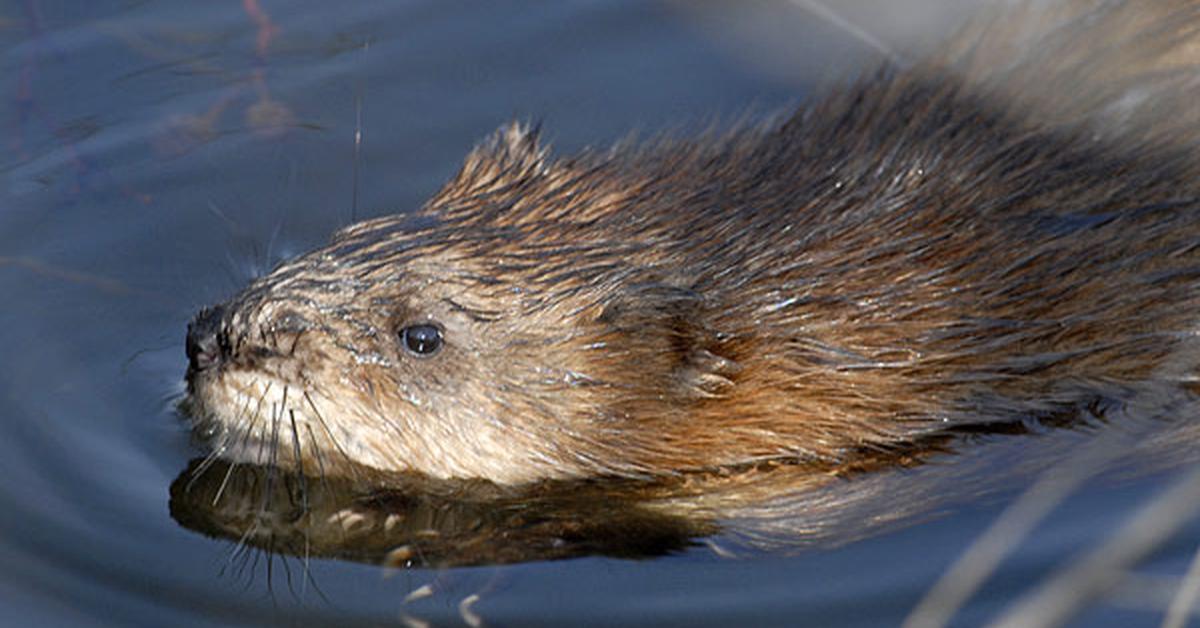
left=289, top=328, right=305, bottom=357
left=287, top=406, right=312, bottom=597
left=264, top=541, right=277, bottom=601
left=280, top=550, right=298, bottom=599
left=191, top=380, right=272, bottom=496
left=269, top=384, right=289, bottom=468
left=215, top=380, right=277, bottom=504
left=288, top=409, right=308, bottom=489
left=247, top=543, right=262, bottom=588
left=187, top=448, right=223, bottom=494
left=211, top=456, right=239, bottom=508
left=256, top=401, right=276, bottom=469
left=190, top=447, right=223, bottom=486
left=351, top=84, right=363, bottom=223
left=303, top=390, right=363, bottom=481
left=225, top=519, right=261, bottom=588
left=259, top=386, right=288, bottom=517
left=786, top=0, right=904, bottom=66
left=303, top=563, right=334, bottom=606
left=189, top=385, right=249, bottom=487
left=305, top=423, right=333, bottom=495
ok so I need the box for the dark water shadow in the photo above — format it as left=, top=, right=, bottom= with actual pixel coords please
left=170, top=403, right=1200, bottom=572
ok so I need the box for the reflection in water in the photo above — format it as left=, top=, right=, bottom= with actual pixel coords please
left=170, top=458, right=714, bottom=567
left=171, top=406, right=1200, bottom=572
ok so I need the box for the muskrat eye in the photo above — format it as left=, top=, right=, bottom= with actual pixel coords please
left=400, top=324, right=443, bottom=356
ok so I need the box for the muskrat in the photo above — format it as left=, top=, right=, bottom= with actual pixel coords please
left=184, top=0, right=1200, bottom=485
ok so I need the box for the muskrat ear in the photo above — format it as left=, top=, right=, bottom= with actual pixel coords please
left=488, top=120, right=546, bottom=165
left=595, top=284, right=740, bottom=399
left=444, top=121, right=552, bottom=196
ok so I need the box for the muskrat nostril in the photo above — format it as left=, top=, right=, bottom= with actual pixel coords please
left=186, top=304, right=227, bottom=372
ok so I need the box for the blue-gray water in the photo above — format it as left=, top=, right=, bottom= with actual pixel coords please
left=3, top=1, right=1199, bottom=626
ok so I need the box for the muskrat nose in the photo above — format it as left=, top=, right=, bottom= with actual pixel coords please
left=186, top=304, right=228, bottom=373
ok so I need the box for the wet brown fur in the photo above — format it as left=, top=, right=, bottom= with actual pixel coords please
left=185, top=0, right=1200, bottom=484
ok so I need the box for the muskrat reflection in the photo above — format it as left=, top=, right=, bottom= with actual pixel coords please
left=170, top=410, right=1200, bottom=568
left=170, top=459, right=714, bottom=566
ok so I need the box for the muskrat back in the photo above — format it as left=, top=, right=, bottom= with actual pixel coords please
left=183, top=0, right=1200, bottom=484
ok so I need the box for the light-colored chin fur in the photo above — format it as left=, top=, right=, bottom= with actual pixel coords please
left=191, top=368, right=576, bottom=484
left=190, top=369, right=393, bottom=475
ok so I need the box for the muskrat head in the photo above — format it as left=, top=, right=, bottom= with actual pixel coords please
left=183, top=123, right=742, bottom=484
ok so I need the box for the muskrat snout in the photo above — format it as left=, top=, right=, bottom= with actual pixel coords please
left=186, top=304, right=228, bottom=374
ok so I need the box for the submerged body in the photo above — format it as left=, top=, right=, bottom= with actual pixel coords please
left=185, top=1, right=1200, bottom=484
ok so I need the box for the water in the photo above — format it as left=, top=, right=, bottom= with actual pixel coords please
left=3, top=1, right=1199, bottom=626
